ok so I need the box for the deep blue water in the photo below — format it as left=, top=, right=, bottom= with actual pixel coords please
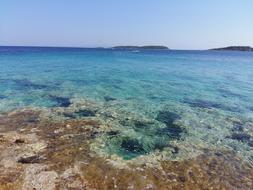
left=1, top=46, right=253, bottom=161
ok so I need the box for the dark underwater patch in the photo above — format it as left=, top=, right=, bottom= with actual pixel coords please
left=100, top=78, right=123, bottom=85
left=156, top=110, right=180, bottom=127
left=248, top=107, right=253, bottom=111
left=104, top=110, right=185, bottom=160
left=74, top=109, right=96, bottom=117
left=0, top=95, right=7, bottom=99
left=0, top=78, right=54, bottom=91
left=248, top=141, right=253, bottom=147
left=183, top=98, right=241, bottom=113
left=155, top=110, right=185, bottom=140
left=183, top=98, right=222, bottom=109
left=104, top=96, right=117, bottom=102
left=156, top=124, right=185, bottom=140
left=106, top=130, right=120, bottom=137
left=119, top=118, right=154, bottom=131
left=228, top=132, right=253, bottom=147
left=70, top=79, right=98, bottom=86
left=148, top=95, right=168, bottom=102
left=232, top=124, right=244, bottom=132
left=120, top=137, right=145, bottom=154
left=110, top=84, right=122, bottom=90
left=12, top=79, right=51, bottom=90
left=231, top=121, right=244, bottom=132
left=133, top=120, right=151, bottom=129
left=230, top=133, right=251, bottom=143
left=63, top=109, right=96, bottom=119
left=49, top=95, right=71, bottom=107
left=218, top=88, right=245, bottom=99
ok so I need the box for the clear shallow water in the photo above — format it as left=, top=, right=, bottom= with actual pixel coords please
left=1, top=46, right=253, bottom=162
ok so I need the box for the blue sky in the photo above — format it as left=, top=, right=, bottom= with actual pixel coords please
left=0, top=0, right=252, bottom=49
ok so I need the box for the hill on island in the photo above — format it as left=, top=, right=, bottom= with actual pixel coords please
left=211, top=46, right=253, bottom=51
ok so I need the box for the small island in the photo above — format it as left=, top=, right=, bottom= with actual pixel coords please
left=211, top=46, right=253, bottom=52
left=112, top=45, right=169, bottom=50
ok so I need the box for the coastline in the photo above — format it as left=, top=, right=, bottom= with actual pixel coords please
left=1, top=101, right=253, bottom=189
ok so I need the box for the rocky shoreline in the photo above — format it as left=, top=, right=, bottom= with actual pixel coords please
left=0, top=105, right=253, bottom=190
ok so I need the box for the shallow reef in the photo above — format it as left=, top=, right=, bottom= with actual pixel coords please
left=0, top=78, right=54, bottom=91
left=183, top=98, right=242, bottom=113
left=0, top=95, right=7, bottom=100
left=0, top=103, right=253, bottom=190
left=49, top=95, right=72, bottom=107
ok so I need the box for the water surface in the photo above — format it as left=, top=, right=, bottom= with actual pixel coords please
left=0, top=46, right=253, bottom=167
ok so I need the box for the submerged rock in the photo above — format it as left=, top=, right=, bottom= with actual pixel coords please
left=156, top=110, right=185, bottom=139
left=0, top=95, right=7, bottom=99
left=74, top=109, right=96, bottom=117
left=120, top=137, right=145, bottom=154
left=156, top=125, right=184, bottom=140
left=106, top=130, right=120, bottom=137
left=218, top=88, right=245, bottom=99
left=119, top=118, right=154, bottom=130
left=227, top=131, right=253, bottom=147
left=183, top=98, right=242, bottom=112
left=183, top=98, right=223, bottom=109
left=156, top=110, right=180, bottom=127
left=232, top=121, right=244, bottom=132
left=104, top=96, right=117, bottom=102
left=63, top=109, right=96, bottom=119
left=49, top=95, right=71, bottom=107
left=229, top=132, right=253, bottom=147
left=102, top=113, right=185, bottom=160
left=230, top=133, right=251, bottom=142
left=0, top=78, right=53, bottom=91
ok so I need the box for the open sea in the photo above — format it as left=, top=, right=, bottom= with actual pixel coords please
left=0, top=46, right=253, bottom=189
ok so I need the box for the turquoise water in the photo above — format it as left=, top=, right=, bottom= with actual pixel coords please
left=1, top=46, right=253, bottom=162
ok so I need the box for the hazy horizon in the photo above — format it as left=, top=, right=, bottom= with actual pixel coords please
left=1, top=45, right=253, bottom=51
left=1, top=0, right=253, bottom=50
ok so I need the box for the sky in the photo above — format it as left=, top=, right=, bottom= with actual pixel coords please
left=0, top=0, right=253, bottom=50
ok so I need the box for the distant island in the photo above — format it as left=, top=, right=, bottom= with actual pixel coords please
left=111, top=46, right=169, bottom=50
left=211, top=46, right=253, bottom=52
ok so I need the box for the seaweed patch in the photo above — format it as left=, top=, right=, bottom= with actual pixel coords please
left=104, top=96, right=117, bottom=102
left=156, top=110, right=180, bottom=127
left=228, top=132, right=253, bottom=147
left=156, top=124, right=184, bottom=140
left=183, top=98, right=241, bottom=112
left=156, top=110, right=185, bottom=140
left=4, top=79, right=52, bottom=90
left=218, top=88, right=245, bottom=99
left=120, top=137, right=146, bottom=154
left=63, top=109, right=96, bottom=119
left=49, top=95, right=71, bottom=107
left=183, top=98, right=223, bottom=109
left=231, top=121, right=244, bottom=132
left=101, top=110, right=186, bottom=160
left=230, top=133, right=251, bottom=143
left=0, top=95, right=7, bottom=99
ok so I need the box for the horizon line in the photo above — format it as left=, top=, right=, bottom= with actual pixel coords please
left=0, top=45, right=252, bottom=51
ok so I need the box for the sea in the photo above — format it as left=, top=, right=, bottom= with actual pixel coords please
left=0, top=46, right=253, bottom=189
